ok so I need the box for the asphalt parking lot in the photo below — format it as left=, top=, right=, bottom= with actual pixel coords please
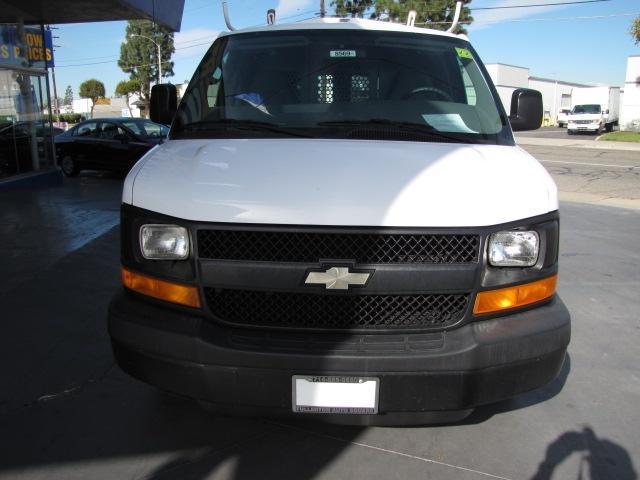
left=517, top=127, right=598, bottom=141
left=519, top=143, right=640, bottom=210
left=0, top=145, right=639, bottom=479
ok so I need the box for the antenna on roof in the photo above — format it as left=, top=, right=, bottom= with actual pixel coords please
left=406, top=10, right=417, bottom=27
left=446, top=1, right=462, bottom=33
left=222, top=0, right=236, bottom=31
left=267, top=9, right=276, bottom=25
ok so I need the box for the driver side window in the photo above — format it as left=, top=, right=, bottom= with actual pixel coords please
left=74, top=122, right=99, bottom=137
left=99, top=123, right=127, bottom=140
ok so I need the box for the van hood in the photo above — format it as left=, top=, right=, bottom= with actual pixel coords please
left=125, top=139, right=557, bottom=227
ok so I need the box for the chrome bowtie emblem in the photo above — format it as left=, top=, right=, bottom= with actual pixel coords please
left=305, top=267, right=371, bottom=290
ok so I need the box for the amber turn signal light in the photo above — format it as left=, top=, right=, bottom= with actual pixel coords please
left=473, top=274, right=557, bottom=315
left=121, top=266, right=201, bottom=308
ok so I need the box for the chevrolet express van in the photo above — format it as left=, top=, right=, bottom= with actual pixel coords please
left=108, top=17, right=570, bottom=425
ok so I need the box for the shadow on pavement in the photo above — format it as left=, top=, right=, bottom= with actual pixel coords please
left=462, top=353, right=572, bottom=425
left=530, top=426, right=637, bottom=480
left=0, top=179, right=366, bottom=479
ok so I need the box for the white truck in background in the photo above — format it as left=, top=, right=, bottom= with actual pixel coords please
left=567, top=86, right=620, bottom=135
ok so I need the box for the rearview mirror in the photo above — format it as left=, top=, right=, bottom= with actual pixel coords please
left=150, top=84, right=177, bottom=126
left=509, top=88, right=543, bottom=132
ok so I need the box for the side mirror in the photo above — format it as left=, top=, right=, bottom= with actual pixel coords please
left=150, top=84, right=177, bottom=126
left=509, top=88, right=543, bottom=132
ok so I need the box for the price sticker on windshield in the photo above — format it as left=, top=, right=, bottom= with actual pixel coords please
left=330, top=50, right=357, bottom=58
left=455, top=47, right=473, bottom=59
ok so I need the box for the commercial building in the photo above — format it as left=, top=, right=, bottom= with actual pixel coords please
left=485, top=63, right=590, bottom=125
left=620, top=56, right=640, bottom=132
left=0, top=0, right=184, bottom=190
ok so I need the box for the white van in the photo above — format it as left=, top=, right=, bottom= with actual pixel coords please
left=108, top=17, right=570, bottom=425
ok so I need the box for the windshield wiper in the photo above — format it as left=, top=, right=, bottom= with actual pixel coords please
left=179, top=119, right=311, bottom=138
left=317, top=119, right=470, bottom=143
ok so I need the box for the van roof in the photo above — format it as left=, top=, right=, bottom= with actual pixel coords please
left=219, top=16, right=466, bottom=41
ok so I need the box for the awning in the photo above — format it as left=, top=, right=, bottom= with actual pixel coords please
left=0, top=0, right=185, bottom=31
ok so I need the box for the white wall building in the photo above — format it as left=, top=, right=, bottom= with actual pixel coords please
left=620, top=55, right=640, bottom=132
left=71, top=98, right=92, bottom=116
left=71, top=94, right=143, bottom=118
left=485, top=63, right=589, bottom=125
left=177, top=80, right=189, bottom=100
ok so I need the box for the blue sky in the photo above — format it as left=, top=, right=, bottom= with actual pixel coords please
left=52, top=0, right=640, bottom=99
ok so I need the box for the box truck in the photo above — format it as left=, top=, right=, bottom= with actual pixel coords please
left=567, top=86, right=620, bottom=135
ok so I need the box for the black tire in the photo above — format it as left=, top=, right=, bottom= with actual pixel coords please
left=605, top=123, right=613, bottom=133
left=60, top=156, right=79, bottom=177
left=567, top=130, right=574, bottom=135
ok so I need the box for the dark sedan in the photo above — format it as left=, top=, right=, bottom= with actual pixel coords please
left=55, top=118, right=168, bottom=176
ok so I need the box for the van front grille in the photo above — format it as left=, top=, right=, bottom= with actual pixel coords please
left=198, top=230, right=479, bottom=264
left=204, top=289, right=469, bottom=331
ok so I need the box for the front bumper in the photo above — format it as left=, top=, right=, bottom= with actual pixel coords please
left=108, top=291, right=570, bottom=425
left=568, top=123, right=600, bottom=132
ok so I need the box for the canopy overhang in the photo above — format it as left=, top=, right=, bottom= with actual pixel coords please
left=0, top=0, right=185, bottom=31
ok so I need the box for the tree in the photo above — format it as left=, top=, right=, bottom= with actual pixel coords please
left=115, top=79, right=142, bottom=116
left=118, top=20, right=175, bottom=116
left=631, top=16, right=640, bottom=45
left=334, top=0, right=473, bottom=34
left=63, top=85, right=73, bottom=106
left=333, top=0, right=374, bottom=18
left=79, top=79, right=105, bottom=117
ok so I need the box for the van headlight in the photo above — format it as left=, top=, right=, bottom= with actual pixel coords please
left=140, top=224, right=190, bottom=260
left=488, top=231, right=539, bottom=267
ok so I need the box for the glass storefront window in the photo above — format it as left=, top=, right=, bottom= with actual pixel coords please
left=0, top=24, right=54, bottom=179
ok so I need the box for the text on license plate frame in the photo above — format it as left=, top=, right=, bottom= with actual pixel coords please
left=292, top=375, right=380, bottom=414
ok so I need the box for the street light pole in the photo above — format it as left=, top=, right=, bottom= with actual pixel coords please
left=131, top=33, right=162, bottom=84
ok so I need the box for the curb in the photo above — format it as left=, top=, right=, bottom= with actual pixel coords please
left=559, top=191, right=640, bottom=211
left=516, top=136, right=640, bottom=152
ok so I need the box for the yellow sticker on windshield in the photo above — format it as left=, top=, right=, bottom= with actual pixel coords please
left=455, top=47, right=473, bottom=59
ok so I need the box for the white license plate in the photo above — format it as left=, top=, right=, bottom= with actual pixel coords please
left=292, top=375, right=379, bottom=414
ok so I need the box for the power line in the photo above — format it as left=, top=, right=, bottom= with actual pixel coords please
left=472, top=0, right=611, bottom=10
left=58, top=8, right=317, bottom=65
left=330, top=0, right=612, bottom=15
left=420, top=10, right=638, bottom=25
left=56, top=40, right=213, bottom=68
left=56, top=34, right=217, bottom=65
left=53, top=0, right=621, bottom=66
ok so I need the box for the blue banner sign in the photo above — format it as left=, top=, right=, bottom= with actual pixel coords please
left=0, top=25, right=54, bottom=68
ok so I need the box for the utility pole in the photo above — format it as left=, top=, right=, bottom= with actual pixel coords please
left=47, top=26, right=60, bottom=122
left=320, top=0, right=326, bottom=18
left=156, top=40, right=162, bottom=84
left=51, top=66, right=59, bottom=121
left=131, top=33, right=162, bottom=84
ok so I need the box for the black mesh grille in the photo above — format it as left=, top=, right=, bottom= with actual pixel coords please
left=198, top=231, right=479, bottom=264
left=204, top=289, right=469, bottom=330
left=346, top=128, right=463, bottom=143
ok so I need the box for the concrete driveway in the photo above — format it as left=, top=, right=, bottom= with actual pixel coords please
left=517, top=127, right=598, bottom=141
left=0, top=166, right=638, bottom=479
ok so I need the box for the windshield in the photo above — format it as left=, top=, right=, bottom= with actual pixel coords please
left=571, top=104, right=601, bottom=114
left=173, top=30, right=511, bottom=145
left=122, top=119, right=168, bottom=138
